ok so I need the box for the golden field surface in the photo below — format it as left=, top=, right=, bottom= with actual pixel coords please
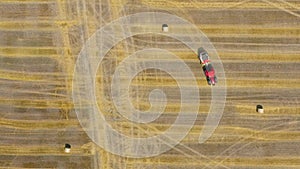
left=0, top=0, right=299, bottom=168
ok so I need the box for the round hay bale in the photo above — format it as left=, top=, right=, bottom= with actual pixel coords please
left=256, top=105, right=264, bottom=113
left=162, top=24, right=168, bottom=32
left=64, top=143, right=71, bottom=153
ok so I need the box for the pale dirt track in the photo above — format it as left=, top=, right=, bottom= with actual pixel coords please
left=0, top=0, right=300, bottom=168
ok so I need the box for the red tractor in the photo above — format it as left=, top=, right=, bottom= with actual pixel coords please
left=198, top=47, right=217, bottom=85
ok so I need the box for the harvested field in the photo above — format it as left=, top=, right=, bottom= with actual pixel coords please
left=0, top=0, right=299, bottom=168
